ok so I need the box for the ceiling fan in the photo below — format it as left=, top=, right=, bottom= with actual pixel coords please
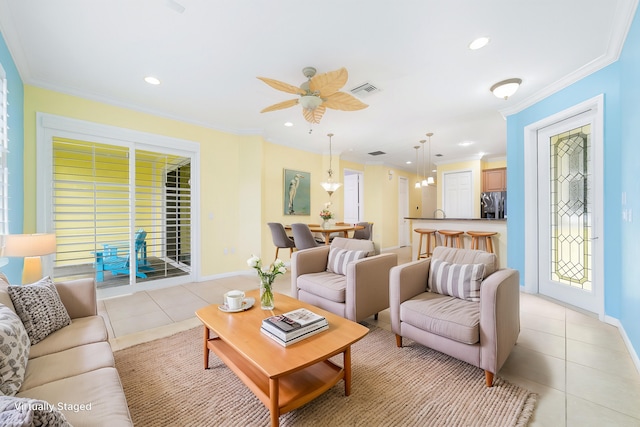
left=257, top=67, right=368, bottom=124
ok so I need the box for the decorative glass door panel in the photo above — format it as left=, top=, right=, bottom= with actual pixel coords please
left=549, top=125, right=592, bottom=291
left=537, top=110, right=600, bottom=313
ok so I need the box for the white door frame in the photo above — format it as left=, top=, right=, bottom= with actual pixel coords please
left=343, top=169, right=363, bottom=223
left=36, top=113, right=201, bottom=298
left=523, top=94, right=604, bottom=318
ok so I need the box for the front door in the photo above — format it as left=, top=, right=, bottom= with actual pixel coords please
left=536, top=109, right=601, bottom=313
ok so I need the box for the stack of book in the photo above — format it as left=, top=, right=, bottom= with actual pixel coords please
left=260, top=308, right=328, bottom=347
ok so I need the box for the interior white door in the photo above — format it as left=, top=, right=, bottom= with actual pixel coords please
left=398, top=177, right=410, bottom=246
left=343, top=173, right=360, bottom=224
left=537, top=111, right=602, bottom=313
left=443, top=171, right=473, bottom=218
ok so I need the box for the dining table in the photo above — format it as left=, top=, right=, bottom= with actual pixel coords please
left=285, top=224, right=364, bottom=245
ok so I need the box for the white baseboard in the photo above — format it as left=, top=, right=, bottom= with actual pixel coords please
left=604, top=314, right=640, bottom=375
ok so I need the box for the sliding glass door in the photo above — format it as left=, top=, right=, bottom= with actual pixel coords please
left=50, top=138, right=192, bottom=292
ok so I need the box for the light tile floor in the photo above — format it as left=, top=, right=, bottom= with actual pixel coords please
left=101, top=248, right=640, bottom=427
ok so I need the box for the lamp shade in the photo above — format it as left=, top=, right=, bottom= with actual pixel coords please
left=300, top=95, right=323, bottom=110
left=2, top=233, right=57, bottom=257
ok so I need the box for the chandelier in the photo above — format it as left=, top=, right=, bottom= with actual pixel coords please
left=320, top=133, right=342, bottom=196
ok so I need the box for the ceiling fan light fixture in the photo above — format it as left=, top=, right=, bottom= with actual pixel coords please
left=490, top=78, right=522, bottom=100
left=300, top=95, right=323, bottom=110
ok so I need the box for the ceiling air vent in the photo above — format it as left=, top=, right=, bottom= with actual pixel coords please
left=368, top=151, right=386, bottom=156
left=350, top=82, right=381, bottom=97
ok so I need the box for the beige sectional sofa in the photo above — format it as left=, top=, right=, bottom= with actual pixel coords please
left=0, top=277, right=133, bottom=426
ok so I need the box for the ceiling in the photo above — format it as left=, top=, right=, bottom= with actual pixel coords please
left=0, top=0, right=636, bottom=172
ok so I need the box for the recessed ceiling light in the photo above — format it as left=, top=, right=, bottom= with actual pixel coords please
left=144, top=76, right=161, bottom=85
left=458, top=141, right=474, bottom=147
left=469, top=37, right=490, bottom=50
left=406, top=160, right=413, bottom=165
left=284, top=122, right=293, bottom=127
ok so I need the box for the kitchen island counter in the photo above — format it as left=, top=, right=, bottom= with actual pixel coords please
left=406, top=218, right=508, bottom=268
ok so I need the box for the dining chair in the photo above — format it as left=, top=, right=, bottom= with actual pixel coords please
left=291, top=223, right=321, bottom=250
left=306, top=224, right=327, bottom=243
left=267, top=222, right=296, bottom=260
left=352, top=222, right=373, bottom=240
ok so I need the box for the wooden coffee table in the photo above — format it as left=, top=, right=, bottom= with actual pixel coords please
left=195, top=290, right=369, bottom=427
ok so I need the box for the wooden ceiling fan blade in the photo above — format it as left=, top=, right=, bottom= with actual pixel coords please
left=260, top=98, right=299, bottom=113
left=302, top=105, right=326, bottom=124
left=323, top=92, right=368, bottom=111
left=309, top=67, right=348, bottom=97
left=257, top=77, right=306, bottom=95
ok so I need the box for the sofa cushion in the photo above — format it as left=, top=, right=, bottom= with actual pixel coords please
left=429, top=259, right=485, bottom=302
left=0, top=304, right=30, bottom=396
left=327, top=248, right=367, bottom=275
left=29, top=316, right=108, bottom=359
left=21, top=341, right=115, bottom=392
left=297, top=271, right=347, bottom=303
left=400, top=292, right=480, bottom=344
left=17, top=367, right=133, bottom=426
left=8, top=277, right=71, bottom=345
left=0, top=395, right=71, bottom=426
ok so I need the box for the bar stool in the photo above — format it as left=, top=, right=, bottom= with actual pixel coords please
left=467, top=231, right=497, bottom=253
left=438, top=230, right=464, bottom=248
left=414, top=228, right=437, bottom=260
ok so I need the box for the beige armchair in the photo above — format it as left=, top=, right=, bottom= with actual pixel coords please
left=291, top=237, right=397, bottom=322
left=390, top=246, right=520, bottom=386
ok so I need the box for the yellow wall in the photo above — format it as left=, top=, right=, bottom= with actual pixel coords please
left=25, top=85, right=262, bottom=275
left=483, top=159, right=507, bottom=170
left=24, top=85, right=422, bottom=277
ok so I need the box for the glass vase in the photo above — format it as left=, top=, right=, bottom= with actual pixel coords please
left=260, top=278, right=274, bottom=310
left=322, top=219, right=330, bottom=229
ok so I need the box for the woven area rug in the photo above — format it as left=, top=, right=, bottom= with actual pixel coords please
left=114, top=325, right=536, bottom=426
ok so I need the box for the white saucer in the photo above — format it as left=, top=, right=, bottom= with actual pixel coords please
left=218, top=297, right=255, bottom=313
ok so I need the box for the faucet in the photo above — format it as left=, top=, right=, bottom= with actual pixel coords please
left=433, top=209, right=446, bottom=219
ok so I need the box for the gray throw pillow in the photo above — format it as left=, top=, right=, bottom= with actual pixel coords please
left=327, top=248, right=367, bottom=275
left=0, top=304, right=30, bottom=396
left=429, top=259, right=485, bottom=302
left=7, top=277, right=71, bottom=345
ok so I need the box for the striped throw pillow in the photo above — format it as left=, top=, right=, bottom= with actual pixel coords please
left=327, top=248, right=367, bottom=275
left=429, top=259, right=485, bottom=302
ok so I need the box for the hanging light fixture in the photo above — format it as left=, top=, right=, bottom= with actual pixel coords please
left=426, top=132, right=435, bottom=185
left=420, top=140, right=428, bottom=186
left=320, top=133, right=342, bottom=196
left=413, top=146, right=421, bottom=189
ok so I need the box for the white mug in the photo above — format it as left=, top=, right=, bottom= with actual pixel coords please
left=224, top=290, right=245, bottom=310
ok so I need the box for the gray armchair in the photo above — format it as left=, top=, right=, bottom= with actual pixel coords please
left=390, top=246, right=520, bottom=386
left=291, top=237, right=397, bottom=322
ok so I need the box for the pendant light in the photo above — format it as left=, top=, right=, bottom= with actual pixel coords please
left=420, top=140, right=428, bottom=187
left=426, top=132, right=435, bottom=185
left=413, top=146, right=421, bottom=189
left=320, top=133, right=342, bottom=196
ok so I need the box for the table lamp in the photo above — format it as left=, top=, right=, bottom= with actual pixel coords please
left=1, top=233, right=57, bottom=284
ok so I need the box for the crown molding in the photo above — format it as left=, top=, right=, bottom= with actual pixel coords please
left=500, top=0, right=638, bottom=117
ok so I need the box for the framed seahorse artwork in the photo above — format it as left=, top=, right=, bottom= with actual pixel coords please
left=283, top=169, right=310, bottom=215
